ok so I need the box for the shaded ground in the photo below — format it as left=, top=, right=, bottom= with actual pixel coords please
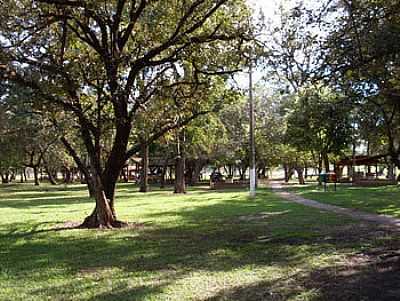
left=205, top=222, right=400, bottom=301
left=0, top=183, right=399, bottom=300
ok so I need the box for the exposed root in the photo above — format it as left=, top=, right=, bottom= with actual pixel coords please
left=78, top=213, right=129, bottom=229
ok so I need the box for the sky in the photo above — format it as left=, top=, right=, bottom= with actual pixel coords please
left=248, top=0, right=279, bottom=18
left=242, top=0, right=323, bottom=86
left=248, top=0, right=320, bottom=21
left=235, top=1, right=284, bottom=87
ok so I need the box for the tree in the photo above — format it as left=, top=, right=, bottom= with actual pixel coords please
left=252, top=85, right=287, bottom=179
left=0, top=103, right=23, bottom=183
left=324, top=0, right=400, bottom=168
left=0, top=0, right=250, bottom=227
left=262, top=1, right=331, bottom=93
left=285, top=84, right=353, bottom=172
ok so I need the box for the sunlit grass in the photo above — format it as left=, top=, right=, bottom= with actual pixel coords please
left=288, top=183, right=400, bottom=217
left=0, top=183, right=397, bottom=300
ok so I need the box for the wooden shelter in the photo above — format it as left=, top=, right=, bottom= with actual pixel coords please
left=335, top=154, right=397, bottom=186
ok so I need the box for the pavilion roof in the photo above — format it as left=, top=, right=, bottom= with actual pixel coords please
left=336, top=154, right=388, bottom=166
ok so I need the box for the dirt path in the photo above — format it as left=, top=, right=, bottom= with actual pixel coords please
left=270, top=181, right=400, bottom=229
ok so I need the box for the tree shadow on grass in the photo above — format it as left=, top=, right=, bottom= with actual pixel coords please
left=0, top=183, right=95, bottom=209
left=202, top=251, right=400, bottom=301
left=29, top=276, right=170, bottom=301
left=0, top=194, right=94, bottom=209
left=1, top=189, right=400, bottom=300
left=0, top=183, right=88, bottom=193
left=0, top=221, right=83, bottom=240
left=0, top=183, right=245, bottom=210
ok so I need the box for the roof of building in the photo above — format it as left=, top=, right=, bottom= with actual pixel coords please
left=336, top=154, right=388, bottom=166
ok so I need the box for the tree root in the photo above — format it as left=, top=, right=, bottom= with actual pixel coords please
left=78, top=213, right=129, bottom=229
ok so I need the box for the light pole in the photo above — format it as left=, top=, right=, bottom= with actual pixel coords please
left=249, top=56, right=256, bottom=198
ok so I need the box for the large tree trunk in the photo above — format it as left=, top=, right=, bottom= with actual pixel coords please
left=87, top=177, right=96, bottom=198
left=80, top=175, right=126, bottom=229
left=80, top=169, right=96, bottom=198
left=139, top=141, right=149, bottom=193
left=73, top=100, right=132, bottom=228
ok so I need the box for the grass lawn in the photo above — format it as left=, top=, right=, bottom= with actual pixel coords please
left=1, top=183, right=400, bottom=300
left=287, top=183, right=400, bottom=218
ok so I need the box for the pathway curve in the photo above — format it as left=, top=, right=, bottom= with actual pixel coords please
left=270, top=181, right=400, bottom=229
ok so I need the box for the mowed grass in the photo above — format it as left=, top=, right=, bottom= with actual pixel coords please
left=0, top=183, right=398, bottom=300
left=288, top=183, right=400, bottom=218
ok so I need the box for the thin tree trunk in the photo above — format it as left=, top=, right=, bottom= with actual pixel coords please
left=33, top=166, right=40, bottom=186
left=186, top=159, right=203, bottom=186
left=160, top=159, right=168, bottom=189
left=284, top=164, right=289, bottom=183
left=10, top=171, right=15, bottom=182
left=228, top=165, right=233, bottom=178
left=295, top=167, right=305, bottom=185
left=64, top=167, right=72, bottom=183
left=48, top=171, right=57, bottom=185
left=239, top=165, right=248, bottom=181
left=174, top=130, right=186, bottom=193
left=238, top=166, right=244, bottom=180
left=174, top=155, right=186, bottom=193
left=323, top=153, right=330, bottom=172
left=122, top=167, right=129, bottom=183
left=186, top=160, right=195, bottom=186
left=191, top=159, right=203, bottom=185
left=139, top=141, right=149, bottom=193
left=43, top=159, right=57, bottom=185
left=388, top=163, right=395, bottom=180
left=1, top=173, right=9, bottom=184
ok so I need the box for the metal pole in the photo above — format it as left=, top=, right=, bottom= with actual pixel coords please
left=249, top=57, right=256, bottom=198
